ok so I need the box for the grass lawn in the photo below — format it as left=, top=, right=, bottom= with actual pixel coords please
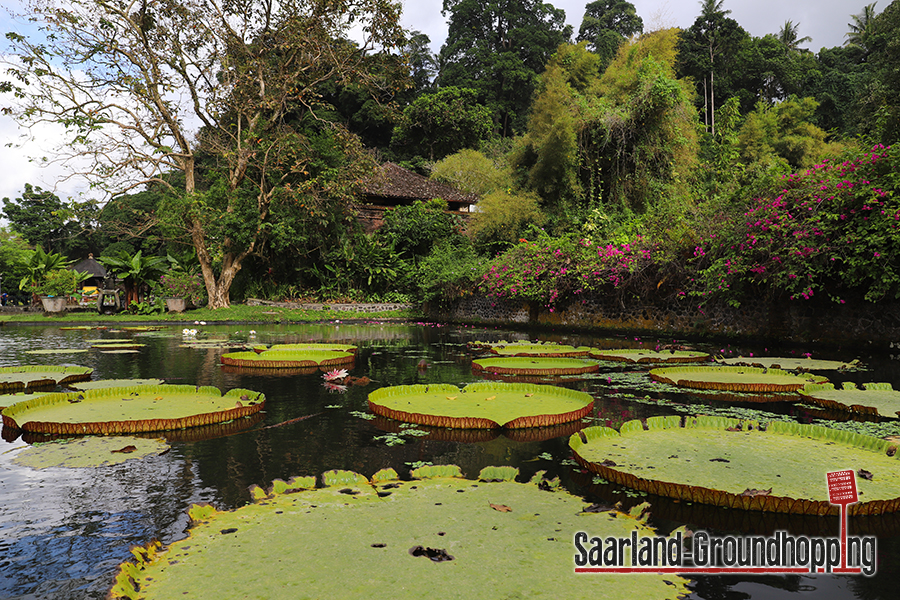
left=0, top=303, right=424, bottom=324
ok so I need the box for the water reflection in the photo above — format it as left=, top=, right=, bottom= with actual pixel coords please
left=0, top=322, right=899, bottom=598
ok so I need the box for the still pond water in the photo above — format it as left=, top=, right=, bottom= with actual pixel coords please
left=1, top=321, right=900, bottom=599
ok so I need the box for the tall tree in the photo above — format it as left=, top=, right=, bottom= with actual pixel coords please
left=678, top=0, right=740, bottom=136
left=1, top=183, right=97, bottom=257
left=391, top=87, right=493, bottom=160
left=439, top=0, right=572, bottom=136
left=576, top=0, right=643, bottom=67
left=777, top=20, right=812, bottom=53
left=846, top=2, right=879, bottom=54
left=2, top=0, right=406, bottom=308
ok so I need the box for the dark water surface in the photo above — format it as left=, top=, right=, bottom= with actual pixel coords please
left=1, top=321, right=899, bottom=599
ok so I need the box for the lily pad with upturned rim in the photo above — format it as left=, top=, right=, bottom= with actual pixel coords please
left=68, top=379, right=165, bottom=391
left=0, top=365, right=93, bottom=394
left=1, top=384, right=265, bottom=435
left=799, top=382, right=900, bottom=418
left=108, top=466, right=688, bottom=600
left=368, top=382, right=593, bottom=429
left=650, top=365, right=827, bottom=392
left=487, top=342, right=593, bottom=358
left=11, top=435, right=170, bottom=469
left=220, top=349, right=355, bottom=369
left=570, top=415, right=900, bottom=515
left=472, top=356, right=600, bottom=376
left=91, top=342, right=146, bottom=350
left=250, top=342, right=358, bottom=355
left=25, top=348, right=90, bottom=355
left=716, top=356, right=861, bottom=371
left=590, top=349, right=710, bottom=364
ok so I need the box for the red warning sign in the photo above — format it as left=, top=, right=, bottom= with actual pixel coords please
left=827, top=470, right=858, bottom=505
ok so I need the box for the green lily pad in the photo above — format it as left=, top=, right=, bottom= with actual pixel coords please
left=488, top=342, right=593, bottom=357
left=68, top=379, right=166, bottom=391
left=250, top=343, right=358, bottom=355
left=800, top=382, right=900, bottom=418
left=0, top=391, right=49, bottom=411
left=590, top=349, right=710, bottom=364
left=24, top=348, right=90, bottom=355
left=570, top=416, right=900, bottom=515
left=1, top=384, right=265, bottom=435
left=0, top=365, right=93, bottom=394
left=368, top=382, right=593, bottom=429
left=11, top=436, right=170, bottom=469
left=60, top=326, right=94, bottom=330
left=716, top=356, right=861, bottom=371
left=91, top=342, right=145, bottom=350
left=220, top=349, right=355, bottom=369
left=109, top=467, right=688, bottom=600
left=472, top=356, right=600, bottom=376
left=650, top=366, right=827, bottom=392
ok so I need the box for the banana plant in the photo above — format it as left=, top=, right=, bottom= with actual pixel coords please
left=99, top=250, right=169, bottom=307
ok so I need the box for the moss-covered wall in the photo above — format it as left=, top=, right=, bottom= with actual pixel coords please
left=429, top=293, right=900, bottom=348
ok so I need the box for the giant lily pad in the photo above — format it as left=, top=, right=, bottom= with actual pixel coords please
left=11, top=436, right=169, bottom=469
left=799, top=382, right=900, bottom=418
left=251, top=342, right=358, bottom=355
left=590, top=349, right=710, bottom=364
left=0, top=365, right=93, bottom=394
left=368, top=382, right=593, bottom=429
left=25, top=348, right=90, bottom=355
left=220, top=349, right=355, bottom=369
left=570, top=415, right=900, bottom=515
left=716, top=356, right=861, bottom=371
left=109, top=467, right=688, bottom=600
left=1, top=384, right=265, bottom=435
left=472, top=356, right=599, bottom=376
left=487, top=342, right=593, bottom=357
left=68, top=379, right=165, bottom=391
left=650, top=366, right=827, bottom=392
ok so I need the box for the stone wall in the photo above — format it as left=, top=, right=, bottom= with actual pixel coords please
left=429, top=292, right=900, bottom=348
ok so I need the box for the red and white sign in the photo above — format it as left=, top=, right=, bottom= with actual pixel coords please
left=827, top=470, right=858, bottom=505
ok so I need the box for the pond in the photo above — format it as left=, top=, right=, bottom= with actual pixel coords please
left=1, top=321, right=900, bottom=599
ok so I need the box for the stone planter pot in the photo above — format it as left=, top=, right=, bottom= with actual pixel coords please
left=40, top=296, right=68, bottom=313
left=165, top=297, right=187, bottom=313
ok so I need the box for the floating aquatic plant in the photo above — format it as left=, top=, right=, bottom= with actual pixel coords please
left=368, top=382, right=593, bottom=429
left=650, top=365, right=827, bottom=393
left=472, top=356, right=600, bottom=376
left=109, top=466, right=688, bottom=600
left=570, top=416, right=900, bottom=515
left=590, top=349, right=710, bottom=364
left=800, top=382, right=900, bottom=418
left=1, top=384, right=265, bottom=435
left=12, top=436, right=169, bottom=469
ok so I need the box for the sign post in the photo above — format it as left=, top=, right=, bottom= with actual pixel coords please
left=826, top=469, right=859, bottom=572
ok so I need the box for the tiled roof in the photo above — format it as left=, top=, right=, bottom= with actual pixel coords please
left=362, top=162, right=478, bottom=205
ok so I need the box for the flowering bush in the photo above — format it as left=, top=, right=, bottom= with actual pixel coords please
left=156, top=271, right=205, bottom=305
left=694, top=144, right=899, bottom=304
left=475, top=232, right=660, bottom=310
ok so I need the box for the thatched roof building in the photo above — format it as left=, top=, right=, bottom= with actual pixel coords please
left=72, top=254, right=107, bottom=287
left=355, top=163, right=478, bottom=233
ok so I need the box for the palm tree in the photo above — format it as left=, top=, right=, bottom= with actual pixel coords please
left=845, top=2, right=878, bottom=54
left=778, top=20, right=812, bottom=53
left=698, top=0, right=732, bottom=136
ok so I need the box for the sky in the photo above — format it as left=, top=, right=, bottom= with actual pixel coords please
left=0, top=0, right=871, bottom=207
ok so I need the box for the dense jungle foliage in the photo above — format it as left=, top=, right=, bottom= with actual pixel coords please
left=2, top=0, right=899, bottom=311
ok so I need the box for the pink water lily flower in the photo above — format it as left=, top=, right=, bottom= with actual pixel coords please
left=323, top=368, right=349, bottom=382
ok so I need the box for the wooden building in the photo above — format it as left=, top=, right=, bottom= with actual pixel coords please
left=354, top=163, right=478, bottom=233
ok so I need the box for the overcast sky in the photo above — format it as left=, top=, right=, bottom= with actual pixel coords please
left=0, top=0, right=872, bottom=206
